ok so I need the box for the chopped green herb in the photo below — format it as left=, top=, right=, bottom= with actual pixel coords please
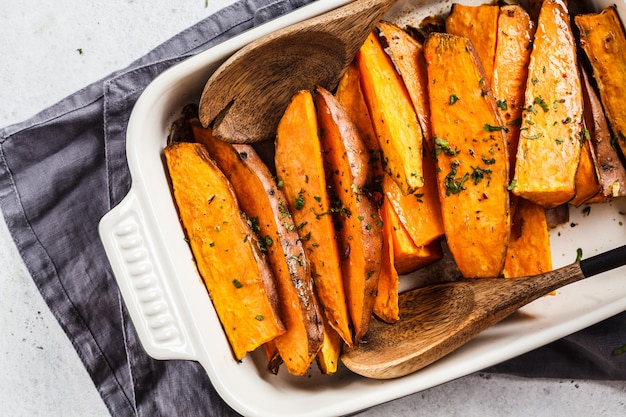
left=77, top=48, right=83, bottom=55
left=434, top=135, right=460, bottom=156
left=582, top=206, right=591, bottom=216
left=294, top=190, right=305, bottom=210
left=507, top=179, right=517, bottom=191
left=483, top=123, right=509, bottom=133
left=233, top=279, right=243, bottom=289
left=612, top=344, right=626, bottom=356
left=534, top=96, right=550, bottom=112
left=496, top=99, right=507, bottom=110
left=575, top=247, right=583, bottom=262
left=470, top=166, right=492, bottom=185
left=444, top=161, right=469, bottom=196
left=414, top=193, right=424, bottom=202
left=449, top=94, right=460, bottom=105
left=255, top=315, right=264, bottom=321
left=521, top=131, right=543, bottom=140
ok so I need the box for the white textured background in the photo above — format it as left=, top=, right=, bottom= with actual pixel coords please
left=1, top=1, right=625, bottom=416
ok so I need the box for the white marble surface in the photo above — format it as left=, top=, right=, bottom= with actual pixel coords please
left=1, top=1, right=625, bottom=416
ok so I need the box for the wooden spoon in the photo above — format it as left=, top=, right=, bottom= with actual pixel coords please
left=341, top=245, right=626, bottom=379
left=198, top=0, right=397, bottom=144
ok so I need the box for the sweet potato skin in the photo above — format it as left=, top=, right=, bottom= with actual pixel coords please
left=315, top=86, right=383, bottom=344
left=193, top=126, right=324, bottom=375
left=275, top=90, right=353, bottom=347
left=512, top=0, right=583, bottom=208
left=424, top=32, right=510, bottom=278
left=164, top=142, right=285, bottom=360
left=357, top=31, right=425, bottom=195
left=576, top=6, right=626, bottom=160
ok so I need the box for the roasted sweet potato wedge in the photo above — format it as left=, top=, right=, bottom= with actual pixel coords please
left=380, top=197, right=442, bottom=275
left=316, top=315, right=343, bottom=375
left=503, top=198, right=552, bottom=278
left=357, top=31, right=425, bottom=195
left=315, top=86, right=383, bottom=344
left=512, top=0, right=583, bottom=208
left=164, top=142, right=285, bottom=360
left=492, top=5, right=535, bottom=177
left=382, top=155, right=444, bottom=248
left=570, top=133, right=601, bottom=207
left=580, top=64, right=626, bottom=200
left=424, top=32, right=511, bottom=278
left=445, top=3, right=500, bottom=86
left=335, top=62, right=384, bottom=199
left=373, top=202, right=399, bottom=324
left=576, top=6, right=626, bottom=160
left=192, top=126, right=324, bottom=376
left=377, top=21, right=432, bottom=143
left=274, top=90, right=353, bottom=347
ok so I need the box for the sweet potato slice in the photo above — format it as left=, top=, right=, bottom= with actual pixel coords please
left=274, top=90, right=353, bottom=347
left=424, top=32, right=511, bottom=278
left=335, top=62, right=384, bottom=200
left=377, top=21, right=432, bottom=143
left=373, top=202, right=399, bottom=324
left=192, top=126, right=323, bottom=376
left=503, top=198, right=552, bottom=278
left=580, top=64, right=626, bottom=200
left=492, top=5, right=535, bottom=177
left=381, top=197, right=442, bottom=275
left=575, top=6, right=626, bottom=159
left=357, top=31, right=424, bottom=195
left=316, top=316, right=343, bottom=375
left=512, top=0, right=583, bottom=208
left=164, top=142, right=285, bottom=360
left=445, top=3, right=500, bottom=86
left=382, top=154, right=444, bottom=248
left=315, top=86, right=383, bottom=344
left=570, top=134, right=601, bottom=207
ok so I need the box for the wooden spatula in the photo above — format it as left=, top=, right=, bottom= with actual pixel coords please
left=341, top=245, right=626, bottom=379
left=198, top=0, right=397, bottom=144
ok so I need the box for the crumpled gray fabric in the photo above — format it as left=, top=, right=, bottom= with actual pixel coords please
left=0, top=0, right=625, bottom=416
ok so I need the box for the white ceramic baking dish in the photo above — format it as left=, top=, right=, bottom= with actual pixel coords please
left=99, top=0, right=626, bottom=416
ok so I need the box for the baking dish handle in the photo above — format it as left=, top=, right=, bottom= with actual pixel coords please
left=99, top=190, right=199, bottom=361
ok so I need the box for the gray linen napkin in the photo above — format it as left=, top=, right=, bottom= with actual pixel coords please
left=0, top=0, right=625, bottom=416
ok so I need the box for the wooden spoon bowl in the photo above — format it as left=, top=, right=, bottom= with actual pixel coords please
left=198, top=0, right=397, bottom=144
left=341, top=245, right=626, bottom=379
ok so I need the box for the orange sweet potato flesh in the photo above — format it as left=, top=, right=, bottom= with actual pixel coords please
left=424, top=32, right=511, bottom=278
left=164, top=142, right=285, bottom=361
left=570, top=134, right=601, bottom=207
left=503, top=198, right=552, bottom=278
left=357, top=31, right=424, bottom=195
left=315, top=86, right=383, bottom=344
left=275, top=90, right=353, bottom=347
left=512, top=0, right=583, bottom=208
left=377, top=21, right=432, bottom=143
left=192, top=126, right=323, bottom=375
left=381, top=196, right=442, bottom=275
left=492, top=5, right=535, bottom=178
left=373, top=200, right=399, bottom=324
left=576, top=6, right=626, bottom=160
left=445, top=3, right=500, bottom=87
left=382, top=155, right=444, bottom=248
left=316, top=315, right=343, bottom=375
